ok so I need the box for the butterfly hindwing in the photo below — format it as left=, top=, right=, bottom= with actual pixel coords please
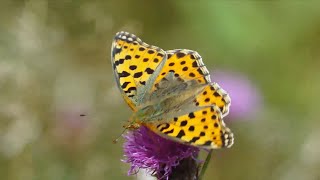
left=145, top=105, right=233, bottom=148
left=195, top=83, right=231, bottom=117
left=153, top=49, right=211, bottom=88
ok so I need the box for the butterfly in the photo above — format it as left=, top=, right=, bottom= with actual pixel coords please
left=111, top=31, right=233, bottom=149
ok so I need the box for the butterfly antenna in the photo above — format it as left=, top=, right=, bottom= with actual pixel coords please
left=112, top=128, right=128, bottom=144
left=112, top=115, right=138, bottom=144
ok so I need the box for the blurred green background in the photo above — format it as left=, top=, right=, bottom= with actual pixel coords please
left=1, top=1, right=320, bottom=180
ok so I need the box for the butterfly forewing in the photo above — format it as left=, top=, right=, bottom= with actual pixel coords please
left=111, top=31, right=166, bottom=110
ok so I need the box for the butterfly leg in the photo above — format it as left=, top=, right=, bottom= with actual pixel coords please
left=123, top=123, right=140, bottom=130
left=123, top=114, right=141, bottom=130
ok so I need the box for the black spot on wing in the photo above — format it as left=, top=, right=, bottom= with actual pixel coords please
left=188, top=126, right=195, bottom=131
left=133, top=72, right=143, bottom=78
left=112, top=47, right=122, bottom=58
left=158, top=123, right=170, bottom=131
left=164, top=129, right=174, bottom=134
left=188, top=112, right=195, bottom=119
left=221, top=134, right=226, bottom=146
left=118, top=71, right=130, bottom=78
left=143, top=58, right=149, bottom=62
left=176, top=52, right=185, bottom=58
left=129, top=65, right=137, bottom=70
left=114, top=59, right=124, bottom=67
left=192, top=61, right=198, bottom=67
left=197, top=68, right=204, bottom=75
left=125, top=55, right=131, bottom=60
left=145, top=68, right=154, bottom=74
left=189, top=73, right=195, bottom=77
left=124, top=87, right=137, bottom=93
left=190, top=137, right=200, bottom=143
left=176, top=130, right=185, bottom=138
left=157, top=53, right=164, bottom=57
left=203, top=141, right=212, bottom=146
left=180, top=120, right=188, bottom=127
left=148, top=50, right=155, bottom=54
left=121, top=82, right=130, bottom=89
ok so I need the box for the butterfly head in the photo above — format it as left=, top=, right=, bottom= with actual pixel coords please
left=134, top=105, right=156, bottom=122
left=122, top=106, right=155, bottom=131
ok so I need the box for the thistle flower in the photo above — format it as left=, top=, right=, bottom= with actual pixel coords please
left=123, top=126, right=200, bottom=180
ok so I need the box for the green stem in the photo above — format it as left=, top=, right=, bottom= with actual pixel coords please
left=198, top=150, right=213, bottom=180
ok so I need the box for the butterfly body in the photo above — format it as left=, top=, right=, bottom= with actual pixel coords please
left=134, top=74, right=206, bottom=123
left=111, top=31, right=234, bottom=149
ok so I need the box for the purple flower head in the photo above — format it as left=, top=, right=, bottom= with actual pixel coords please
left=211, top=69, right=262, bottom=120
left=123, top=126, right=199, bottom=179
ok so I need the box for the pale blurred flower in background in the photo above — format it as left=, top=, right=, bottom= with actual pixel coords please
left=53, top=106, right=89, bottom=148
left=211, top=69, right=262, bottom=121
